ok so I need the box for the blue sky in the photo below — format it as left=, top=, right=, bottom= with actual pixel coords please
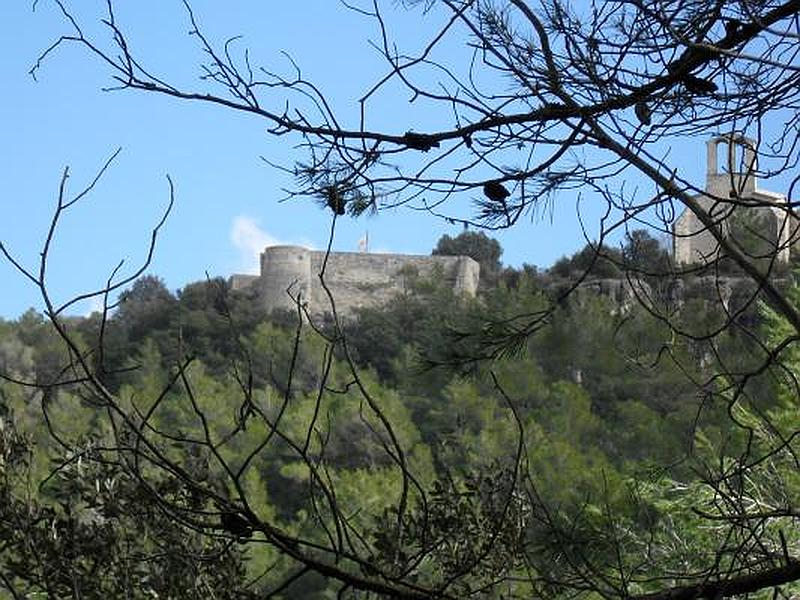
left=0, top=1, right=715, bottom=319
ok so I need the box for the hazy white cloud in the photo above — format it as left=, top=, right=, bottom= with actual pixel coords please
left=230, top=216, right=405, bottom=273
left=230, top=216, right=283, bottom=274
left=81, top=295, right=107, bottom=317
left=230, top=216, right=317, bottom=274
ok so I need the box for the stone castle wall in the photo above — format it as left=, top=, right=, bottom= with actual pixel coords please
left=231, top=245, right=480, bottom=317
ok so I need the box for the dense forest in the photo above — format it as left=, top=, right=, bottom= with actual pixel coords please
left=2, top=230, right=798, bottom=598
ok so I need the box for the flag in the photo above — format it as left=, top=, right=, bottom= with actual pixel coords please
left=358, top=232, right=369, bottom=253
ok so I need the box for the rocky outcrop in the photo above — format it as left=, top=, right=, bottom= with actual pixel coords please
left=574, top=278, right=652, bottom=312
left=575, top=274, right=762, bottom=315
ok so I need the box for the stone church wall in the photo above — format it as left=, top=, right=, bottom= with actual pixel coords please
left=673, top=135, right=797, bottom=265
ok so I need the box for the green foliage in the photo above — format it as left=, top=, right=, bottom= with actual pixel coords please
left=117, top=274, right=178, bottom=343
left=622, top=229, right=673, bottom=274
left=0, top=419, right=250, bottom=599
left=0, top=264, right=791, bottom=597
left=345, top=271, right=476, bottom=383
left=371, top=465, right=530, bottom=595
left=550, top=241, right=623, bottom=280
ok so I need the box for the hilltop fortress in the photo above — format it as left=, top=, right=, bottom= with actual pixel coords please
left=229, top=137, right=795, bottom=318
left=230, top=246, right=480, bottom=317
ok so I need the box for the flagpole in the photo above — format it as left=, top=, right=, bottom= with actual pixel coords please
left=358, top=231, right=370, bottom=253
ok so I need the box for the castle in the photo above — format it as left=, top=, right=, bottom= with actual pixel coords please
left=673, top=134, right=797, bottom=265
left=228, top=137, right=792, bottom=318
left=229, top=246, right=480, bottom=317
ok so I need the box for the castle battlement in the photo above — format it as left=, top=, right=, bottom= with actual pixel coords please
left=230, top=245, right=480, bottom=316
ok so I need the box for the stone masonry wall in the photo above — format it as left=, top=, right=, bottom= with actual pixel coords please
left=233, top=246, right=480, bottom=317
left=308, top=251, right=479, bottom=315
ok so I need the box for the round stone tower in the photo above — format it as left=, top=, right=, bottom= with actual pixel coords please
left=260, top=246, right=312, bottom=314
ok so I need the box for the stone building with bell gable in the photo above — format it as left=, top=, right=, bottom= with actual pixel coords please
left=673, top=134, right=798, bottom=266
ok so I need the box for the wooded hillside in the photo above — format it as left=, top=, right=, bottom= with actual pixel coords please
left=2, top=232, right=796, bottom=598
